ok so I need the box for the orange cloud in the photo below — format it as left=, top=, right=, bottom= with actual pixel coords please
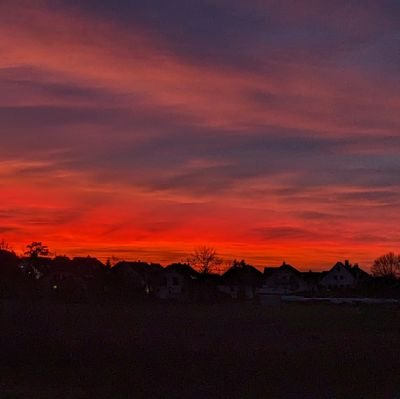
left=1, top=1, right=399, bottom=137
left=1, top=1, right=400, bottom=270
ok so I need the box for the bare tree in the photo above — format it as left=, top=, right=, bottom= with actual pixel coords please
left=371, top=252, right=400, bottom=279
left=187, top=246, right=223, bottom=274
left=0, top=239, right=10, bottom=251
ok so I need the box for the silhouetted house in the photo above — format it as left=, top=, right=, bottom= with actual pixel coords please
left=155, top=270, right=186, bottom=301
left=158, top=263, right=199, bottom=300
left=219, top=262, right=263, bottom=299
left=349, top=263, right=371, bottom=286
left=41, top=256, right=106, bottom=302
left=113, top=261, right=220, bottom=303
left=300, top=271, right=324, bottom=293
left=70, top=256, right=105, bottom=276
left=112, top=261, right=145, bottom=292
left=161, top=263, right=223, bottom=302
left=257, top=262, right=310, bottom=295
left=111, top=261, right=164, bottom=298
left=319, top=260, right=369, bottom=290
left=165, top=263, right=199, bottom=280
left=154, top=263, right=200, bottom=301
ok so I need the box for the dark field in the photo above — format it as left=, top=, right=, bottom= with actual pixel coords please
left=1, top=301, right=399, bottom=398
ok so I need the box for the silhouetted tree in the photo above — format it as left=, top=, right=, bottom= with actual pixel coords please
left=187, top=246, right=223, bottom=275
left=22, top=242, right=50, bottom=280
left=24, top=242, right=49, bottom=259
left=0, top=239, right=10, bottom=251
left=371, top=252, right=400, bottom=279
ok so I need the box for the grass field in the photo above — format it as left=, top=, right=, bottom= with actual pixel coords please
left=1, top=301, right=399, bottom=398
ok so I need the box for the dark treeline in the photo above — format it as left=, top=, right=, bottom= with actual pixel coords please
left=1, top=242, right=400, bottom=304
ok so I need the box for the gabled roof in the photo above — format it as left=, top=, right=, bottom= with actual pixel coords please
left=112, top=261, right=163, bottom=276
left=165, top=263, right=199, bottom=279
left=49, top=256, right=105, bottom=276
left=328, top=261, right=369, bottom=279
left=264, top=262, right=301, bottom=276
left=279, top=263, right=301, bottom=275
left=71, top=257, right=105, bottom=270
left=332, top=261, right=346, bottom=270
left=223, top=264, right=262, bottom=284
left=348, top=265, right=370, bottom=279
left=320, top=261, right=356, bottom=284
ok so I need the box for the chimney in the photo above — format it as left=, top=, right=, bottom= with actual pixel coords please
left=344, top=259, right=350, bottom=268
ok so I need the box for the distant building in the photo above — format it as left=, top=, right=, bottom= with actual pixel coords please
left=319, top=260, right=369, bottom=289
left=300, top=270, right=324, bottom=293
left=258, top=262, right=311, bottom=295
left=219, top=262, right=263, bottom=299
left=111, top=261, right=164, bottom=297
left=40, top=256, right=107, bottom=302
left=155, top=270, right=186, bottom=301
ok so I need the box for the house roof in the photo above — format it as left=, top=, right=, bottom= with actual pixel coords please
left=71, top=257, right=105, bottom=270
left=280, top=263, right=301, bottom=274
left=165, top=263, right=199, bottom=279
left=223, top=264, right=262, bottom=284
left=347, top=265, right=370, bottom=279
left=112, top=261, right=163, bottom=277
left=329, top=261, right=370, bottom=279
left=264, top=262, right=301, bottom=276
left=48, top=256, right=105, bottom=276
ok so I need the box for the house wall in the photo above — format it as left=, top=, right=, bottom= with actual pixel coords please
left=259, top=270, right=309, bottom=294
left=156, top=272, right=185, bottom=300
left=320, top=265, right=355, bottom=289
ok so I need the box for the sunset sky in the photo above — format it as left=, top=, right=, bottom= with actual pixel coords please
left=1, top=1, right=400, bottom=270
